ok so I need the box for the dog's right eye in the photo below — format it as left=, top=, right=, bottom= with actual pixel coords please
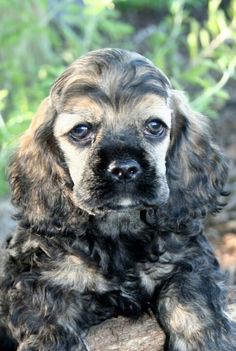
left=144, top=118, right=168, bottom=139
left=69, top=124, right=93, bottom=142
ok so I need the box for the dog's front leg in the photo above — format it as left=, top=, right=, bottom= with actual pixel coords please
left=6, top=286, right=90, bottom=351
left=155, top=271, right=236, bottom=351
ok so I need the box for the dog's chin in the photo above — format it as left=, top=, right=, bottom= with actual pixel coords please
left=104, top=199, right=153, bottom=212
left=102, top=204, right=144, bottom=213
left=75, top=195, right=168, bottom=216
left=74, top=182, right=170, bottom=215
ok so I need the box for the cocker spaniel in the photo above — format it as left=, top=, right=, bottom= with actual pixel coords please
left=0, top=48, right=235, bottom=351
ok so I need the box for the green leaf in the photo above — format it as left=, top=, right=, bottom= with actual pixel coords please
left=199, top=29, right=210, bottom=49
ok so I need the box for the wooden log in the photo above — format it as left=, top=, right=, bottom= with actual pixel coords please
left=87, top=288, right=236, bottom=351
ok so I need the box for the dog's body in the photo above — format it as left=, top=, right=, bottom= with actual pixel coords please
left=0, top=49, right=235, bottom=350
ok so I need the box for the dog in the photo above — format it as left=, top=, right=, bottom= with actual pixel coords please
left=0, top=48, right=235, bottom=351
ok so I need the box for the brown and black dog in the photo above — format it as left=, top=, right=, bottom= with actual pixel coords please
left=0, top=49, right=235, bottom=351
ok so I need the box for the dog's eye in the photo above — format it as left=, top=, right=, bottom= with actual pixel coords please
left=69, top=124, right=93, bottom=142
left=144, top=118, right=167, bottom=138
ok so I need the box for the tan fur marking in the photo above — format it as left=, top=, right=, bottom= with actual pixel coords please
left=22, top=239, right=51, bottom=257
left=170, top=303, right=202, bottom=338
left=135, top=94, right=172, bottom=127
left=139, top=262, right=174, bottom=294
left=54, top=97, right=103, bottom=137
left=41, top=255, right=110, bottom=293
left=19, top=97, right=51, bottom=152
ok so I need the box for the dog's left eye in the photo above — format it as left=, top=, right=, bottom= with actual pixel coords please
left=69, top=124, right=93, bottom=142
left=144, top=118, right=167, bottom=138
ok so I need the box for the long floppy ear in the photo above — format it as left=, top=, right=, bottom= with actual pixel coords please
left=165, top=90, right=228, bottom=224
left=8, top=98, right=74, bottom=233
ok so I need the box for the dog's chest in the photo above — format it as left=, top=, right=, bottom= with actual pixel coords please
left=42, top=249, right=173, bottom=315
left=42, top=226, right=174, bottom=302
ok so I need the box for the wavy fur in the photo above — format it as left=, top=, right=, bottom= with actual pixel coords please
left=0, top=48, right=235, bottom=351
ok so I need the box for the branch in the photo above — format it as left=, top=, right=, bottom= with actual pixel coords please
left=86, top=288, right=236, bottom=351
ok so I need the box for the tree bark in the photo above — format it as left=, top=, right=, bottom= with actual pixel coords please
left=87, top=288, right=236, bottom=351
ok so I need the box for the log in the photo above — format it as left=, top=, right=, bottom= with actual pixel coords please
left=86, top=288, right=236, bottom=351
left=87, top=314, right=165, bottom=351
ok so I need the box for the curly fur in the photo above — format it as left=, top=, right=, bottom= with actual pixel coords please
left=0, top=48, right=235, bottom=351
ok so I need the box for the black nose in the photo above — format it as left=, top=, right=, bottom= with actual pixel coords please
left=107, top=159, right=141, bottom=182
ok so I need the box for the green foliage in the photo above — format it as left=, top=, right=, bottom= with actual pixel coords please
left=148, top=0, right=236, bottom=113
left=0, top=0, right=236, bottom=196
left=115, top=0, right=205, bottom=11
left=0, top=90, right=34, bottom=196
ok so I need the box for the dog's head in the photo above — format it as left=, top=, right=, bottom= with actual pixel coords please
left=9, top=49, right=228, bottom=229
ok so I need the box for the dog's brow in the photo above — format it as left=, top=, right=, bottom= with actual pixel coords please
left=62, top=83, right=111, bottom=107
left=113, top=70, right=169, bottom=109
left=129, top=80, right=167, bottom=98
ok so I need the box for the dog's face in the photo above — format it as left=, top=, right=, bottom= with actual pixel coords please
left=53, top=53, right=172, bottom=213
left=9, top=49, right=227, bottom=227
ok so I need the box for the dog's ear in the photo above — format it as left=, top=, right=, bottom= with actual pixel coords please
left=8, top=98, right=73, bottom=232
left=165, top=90, right=228, bottom=223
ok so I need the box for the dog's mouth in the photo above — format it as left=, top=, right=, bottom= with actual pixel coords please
left=101, top=198, right=155, bottom=211
left=75, top=195, right=160, bottom=215
left=74, top=179, right=170, bottom=215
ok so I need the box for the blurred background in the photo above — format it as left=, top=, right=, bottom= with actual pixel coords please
left=0, top=0, right=235, bottom=282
